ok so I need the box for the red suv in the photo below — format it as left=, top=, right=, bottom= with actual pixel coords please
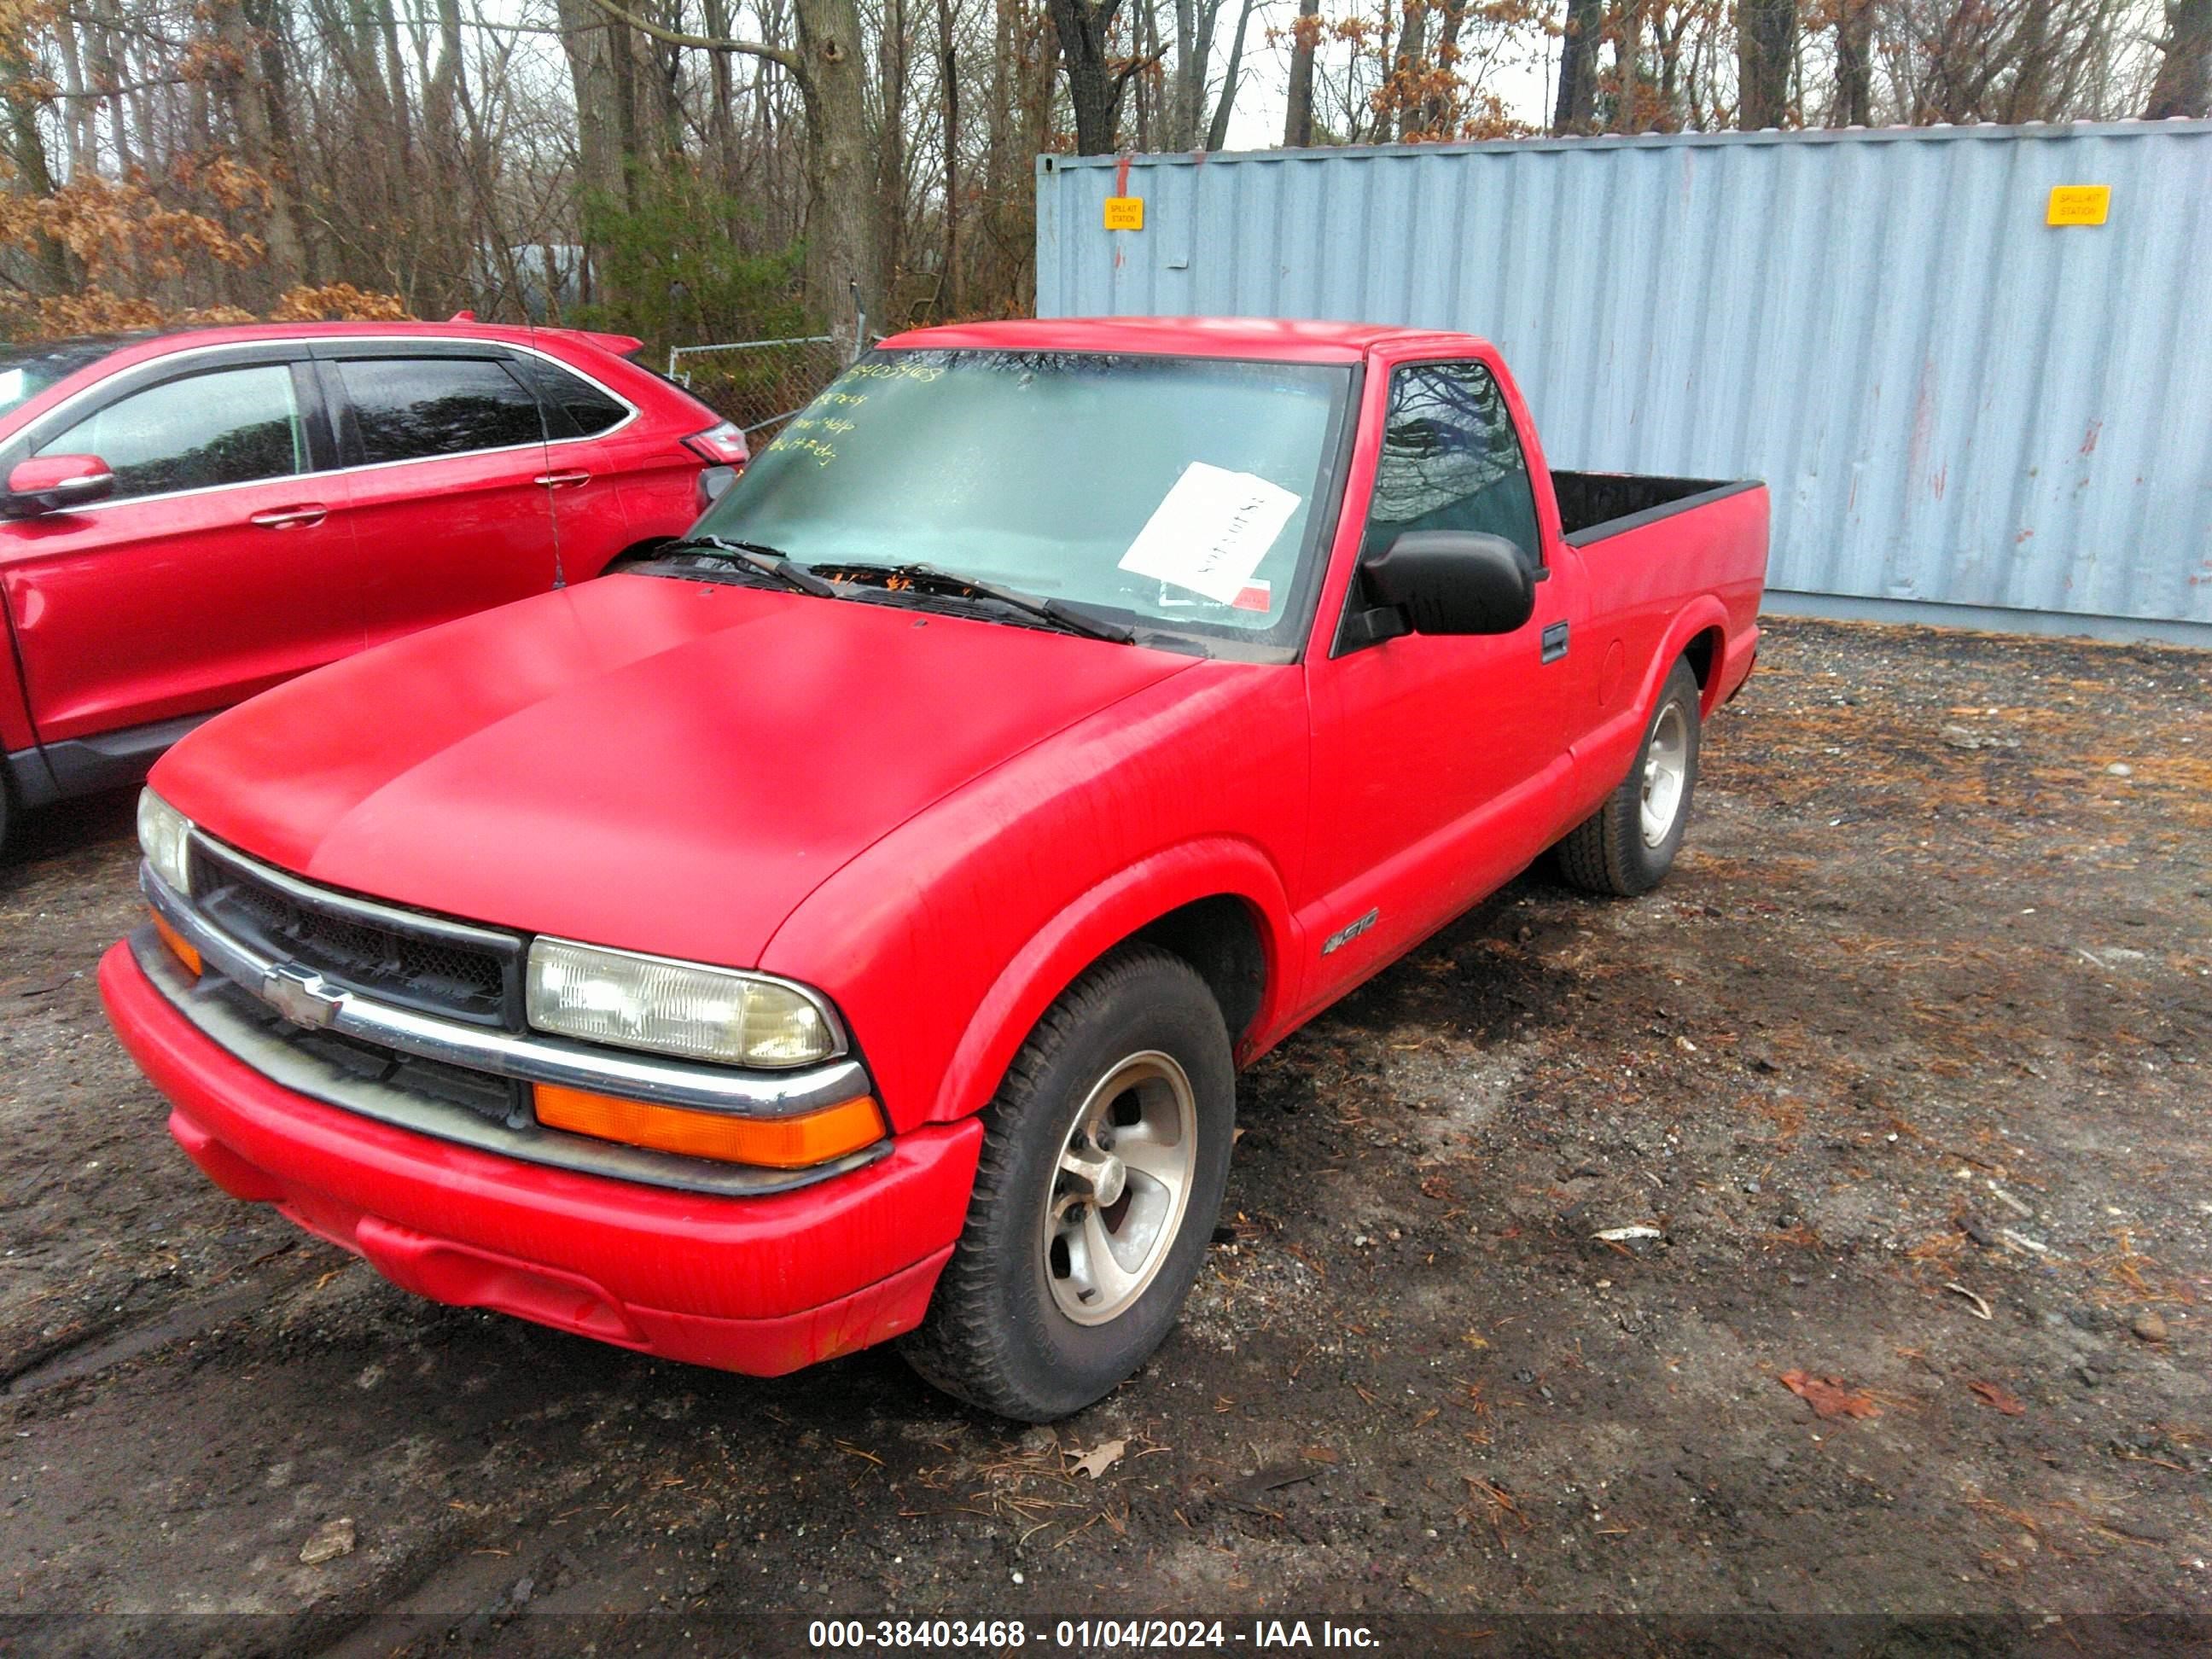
left=0, top=321, right=744, bottom=853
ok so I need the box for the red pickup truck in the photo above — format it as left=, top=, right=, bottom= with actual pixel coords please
left=102, top=317, right=1766, bottom=1421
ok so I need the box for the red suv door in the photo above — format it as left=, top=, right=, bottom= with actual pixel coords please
left=316, top=338, right=645, bottom=650
left=0, top=344, right=357, bottom=745
left=499, top=346, right=667, bottom=581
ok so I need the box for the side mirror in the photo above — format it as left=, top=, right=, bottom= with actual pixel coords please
left=694, top=463, right=738, bottom=513
left=5, top=454, right=115, bottom=518
left=1359, top=530, right=1536, bottom=637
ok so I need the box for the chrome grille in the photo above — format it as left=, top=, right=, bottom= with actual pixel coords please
left=189, top=838, right=521, bottom=1028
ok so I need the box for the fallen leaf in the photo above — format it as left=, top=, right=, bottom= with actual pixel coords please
left=1968, top=1380, right=2026, bottom=1416
left=1300, top=1446, right=1339, bottom=1464
left=1071, top=1437, right=1126, bottom=1480
left=299, top=1518, right=356, bottom=1565
left=1944, top=1282, right=1994, bottom=1320
left=1778, top=1370, right=1883, bottom=1421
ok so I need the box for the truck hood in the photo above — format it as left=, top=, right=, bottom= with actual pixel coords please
left=152, top=574, right=1202, bottom=966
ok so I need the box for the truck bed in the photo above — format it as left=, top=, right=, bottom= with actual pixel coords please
left=1552, top=471, right=1762, bottom=547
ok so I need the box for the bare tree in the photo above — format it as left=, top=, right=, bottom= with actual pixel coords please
left=1046, top=0, right=1138, bottom=152
left=1284, top=0, right=1321, bottom=143
left=2146, top=0, right=2211, bottom=114
left=1737, top=0, right=1795, bottom=124
left=1205, top=0, right=1257, bottom=147
left=1553, top=0, right=1603, bottom=129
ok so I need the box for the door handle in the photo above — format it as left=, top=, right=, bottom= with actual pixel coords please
left=250, top=504, right=327, bottom=529
left=1540, top=620, right=1569, bottom=664
left=533, top=469, right=591, bottom=488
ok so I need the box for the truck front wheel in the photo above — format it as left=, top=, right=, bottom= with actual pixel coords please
left=901, top=945, right=1235, bottom=1422
left=1557, top=656, right=1702, bottom=896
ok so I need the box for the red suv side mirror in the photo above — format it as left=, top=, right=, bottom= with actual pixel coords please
left=5, top=454, right=116, bottom=518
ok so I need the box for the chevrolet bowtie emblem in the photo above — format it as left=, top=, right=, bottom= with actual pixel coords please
left=264, top=963, right=342, bottom=1029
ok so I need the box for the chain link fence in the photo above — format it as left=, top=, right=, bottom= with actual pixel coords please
left=667, top=332, right=857, bottom=438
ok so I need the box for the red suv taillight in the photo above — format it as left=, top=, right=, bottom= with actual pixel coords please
left=683, top=421, right=749, bottom=468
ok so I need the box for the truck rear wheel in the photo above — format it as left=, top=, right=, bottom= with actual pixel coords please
left=900, top=945, right=1235, bottom=1422
left=1557, top=657, right=1702, bottom=896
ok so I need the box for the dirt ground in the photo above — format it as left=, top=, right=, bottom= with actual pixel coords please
left=0, top=617, right=2206, bottom=1656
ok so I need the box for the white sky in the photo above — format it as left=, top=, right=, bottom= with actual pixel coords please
left=1216, top=1, right=1558, bottom=150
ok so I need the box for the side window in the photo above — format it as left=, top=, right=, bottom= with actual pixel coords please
left=509, top=356, right=629, bottom=437
left=335, top=357, right=544, bottom=464
left=1361, top=361, right=1541, bottom=563
left=37, top=364, right=306, bottom=502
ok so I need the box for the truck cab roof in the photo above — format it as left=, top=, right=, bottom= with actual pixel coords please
left=880, top=316, right=1493, bottom=364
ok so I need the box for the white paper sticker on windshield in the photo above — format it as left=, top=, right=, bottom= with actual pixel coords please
left=1116, top=462, right=1301, bottom=605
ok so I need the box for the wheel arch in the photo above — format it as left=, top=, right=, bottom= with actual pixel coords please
left=924, top=838, right=1295, bottom=1126
left=1639, top=599, right=1733, bottom=723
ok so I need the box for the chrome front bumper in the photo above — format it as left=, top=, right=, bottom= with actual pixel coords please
left=137, top=861, right=887, bottom=1196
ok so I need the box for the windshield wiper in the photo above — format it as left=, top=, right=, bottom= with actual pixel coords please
left=829, top=562, right=1134, bottom=644
left=662, top=535, right=838, bottom=598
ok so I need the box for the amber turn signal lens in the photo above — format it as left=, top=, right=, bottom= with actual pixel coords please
left=149, top=907, right=201, bottom=976
left=534, top=1085, right=885, bottom=1168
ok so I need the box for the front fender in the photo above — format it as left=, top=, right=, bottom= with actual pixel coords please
left=757, top=658, right=1310, bottom=1134
left=927, top=837, right=1296, bottom=1126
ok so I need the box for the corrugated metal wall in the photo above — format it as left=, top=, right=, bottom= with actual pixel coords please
left=1035, top=123, right=2212, bottom=643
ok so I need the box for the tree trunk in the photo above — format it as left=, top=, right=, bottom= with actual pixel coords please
left=1170, top=0, right=1222, bottom=148
left=2147, top=0, right=2212, bottom=117
left=1736, top=0, right=1796, bottom=127
left=704, top=0, right=741, bottom=197
left=1045, top=0, right=1126, bottom=154
left=250, top=0, right=312, bottom=279
left=1284, top=0, right=1319, bottom=144
left=1390, top=1, right=1428, bottom=141
left=795, top=0, right=884, bottom=343
left=1551, top=0, right=1601, bottom=131
left=1833, top=0, right=1871, bottom=123
left=1619, top=0, right=1639, bottom=131
left=217, top=0, right=307, bottom=293
left=876, top=0, right=909, bottom=317
left=1419, top=0, right=1464, bottom=134
left=555, top=0, right=623, bottom=301
left=53, top=20, right=96, bottom=179
left=422, top=0, right=474, bottom=302
left=375, top=0, right=414, bottom=201
left=936, top=0, right=963, bottom=313
left=1205, top=0, right=1257, bottom=149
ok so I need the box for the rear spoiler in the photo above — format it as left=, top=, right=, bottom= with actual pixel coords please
left=549, top=327, right=645, bottom=360
left=446, top=312, right=644, bottom=360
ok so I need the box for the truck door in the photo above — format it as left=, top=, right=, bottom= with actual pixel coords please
left=1300, top=355, right=1573, bottom=988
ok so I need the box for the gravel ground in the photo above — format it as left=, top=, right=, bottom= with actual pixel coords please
left=0, top=617, right=2206, bottom=1656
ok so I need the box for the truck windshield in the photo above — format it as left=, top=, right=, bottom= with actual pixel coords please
left=691, top=348, right=1353, bottom=652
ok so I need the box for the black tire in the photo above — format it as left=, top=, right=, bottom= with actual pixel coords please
left=900, top=945, right=1235, bottom=1422
left=1557, top=656, right=1702, bottom=897
left=0, top=770, right=11, bottom=864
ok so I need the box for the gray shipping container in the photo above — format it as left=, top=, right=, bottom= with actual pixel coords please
left=1034, top=122, right=2212, bottom=644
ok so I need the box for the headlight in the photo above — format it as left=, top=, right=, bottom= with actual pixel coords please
left=137, top=789, right=193, bottom=895
left=525, top=938, right=840, bottom=1068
